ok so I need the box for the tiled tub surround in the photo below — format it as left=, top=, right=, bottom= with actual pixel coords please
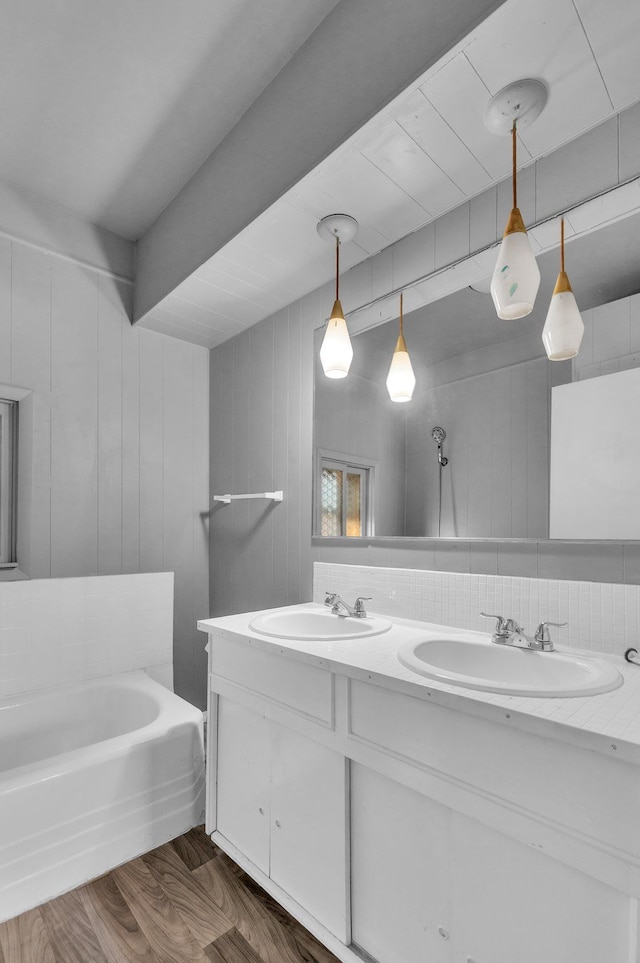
left=313, top=562, right=640, bottom=658
left=0, top=572, right=174, bottom=697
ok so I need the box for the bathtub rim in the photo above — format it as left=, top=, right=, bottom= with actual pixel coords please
left=0, top=670, right=203, bottom=791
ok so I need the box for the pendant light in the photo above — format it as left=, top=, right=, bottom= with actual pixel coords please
left=386, top=293, right=416, bottom=402
left=490, top=121, right=540, bottom=319
left=317, top=214, right=359, bottom=379
left=485, top=80, right=547, bottom=321
left=542, top=218, right=584, bottom=360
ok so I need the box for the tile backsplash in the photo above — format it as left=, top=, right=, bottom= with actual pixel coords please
left=0, top=572, right=174, bottom=697
left=314, top=563, right=640, bottom=657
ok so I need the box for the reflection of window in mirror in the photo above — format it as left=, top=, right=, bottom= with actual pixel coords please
left=0, top=399, right=17, bottom=566
left=317, top=454, right=373, bottom=537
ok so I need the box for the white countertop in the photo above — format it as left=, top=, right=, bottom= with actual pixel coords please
left=198, top=603, right=640, bottom=765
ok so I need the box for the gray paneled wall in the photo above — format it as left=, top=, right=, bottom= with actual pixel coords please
left=0, top=237, right=209, bottom=707
left=405, top=357, right=552, bottom=538
left=574, top=292, right=640, bottom=382
left=313, top=364, right=407, bottom=537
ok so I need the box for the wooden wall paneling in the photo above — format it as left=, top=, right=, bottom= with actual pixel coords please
left=230, top=329, right=251, bottom=615
left=461, top=379, right=489, bottom=538
left=138, top=329, right=164, bottom=573
left=527, top=359, right=551, bottom=537
left=247, top=318, right=275, bottom=613
left=210, top=340, right=235, bottom=619
left=97, top=275, right=124, bottom=574
left=297, top=306, right=315, bottom=603
left=490, top=369, right=512, bottom=536
left=192, top=346, right=211, bottom=706
left=286, top=303, right=302, bottom=603
left=509, top=361, right=529, bottom=538
left=403, top=397, right=428, bottom=536
left=208, top=341, right=224, bottom=618
left=445, top=383, right=467, bottom=539
left=0, top=238, right=12, bottom=385
left=163, top=337, right=198, bottom=702
left=11, top=245, right=52, bottom=577
left=50, top=261, right=99, bottom=577
left=121, top=321, right=141, bottom=574
left=272, top=310, right=291, bottom=608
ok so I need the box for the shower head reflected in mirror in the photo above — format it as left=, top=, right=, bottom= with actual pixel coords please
left=431, top=426, right=448, bottom=467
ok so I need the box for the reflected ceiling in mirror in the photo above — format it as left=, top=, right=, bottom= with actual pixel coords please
left=313, top=213, right=640, bottom=540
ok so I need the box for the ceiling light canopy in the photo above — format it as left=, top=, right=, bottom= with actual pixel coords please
left=542, top=218, right=585, bottom=361
left=386, top=293, right=416, bottom=403
left=317, top=214, right=359, bottom=379
left=487, top=80, right=546, bottom=321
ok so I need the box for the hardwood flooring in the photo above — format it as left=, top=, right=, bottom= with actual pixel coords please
left=0, top=827, right=340, bottom=963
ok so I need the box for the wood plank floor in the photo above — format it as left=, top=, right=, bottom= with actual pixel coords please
left=0, top=827, right=340, bottom=963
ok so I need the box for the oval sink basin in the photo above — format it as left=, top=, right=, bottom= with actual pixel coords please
left=249, top=608, right=391, bottom=641
left=397, top=637, right=623, bottom=697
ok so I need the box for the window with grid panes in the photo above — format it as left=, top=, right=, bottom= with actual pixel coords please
left=318, top=457, right=371, bottom=537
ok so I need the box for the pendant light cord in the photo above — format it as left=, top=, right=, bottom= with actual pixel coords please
left=335, top=236, right=340, bottom=302
left=399, top=291, right=404, bottom=335
left=560, top=216, right=565, bottom=272
left=512, top=121, right=517, bottom=210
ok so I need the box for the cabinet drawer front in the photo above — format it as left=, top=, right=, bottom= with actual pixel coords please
left=349, top=680, right=640, bottom=861
left=210, top=635, right=334, bottom=726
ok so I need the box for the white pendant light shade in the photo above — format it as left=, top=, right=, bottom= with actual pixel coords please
left=491, top=210, right=541, bottom=319
left=542, top=220, right=584, bottom=360
left=320, top=299, right=353, bottom=378
left=317, top=215, right=359, bottom=380
left=490, top=117, right=541, bottom=320
left=542, top=284, right=584, bottom=360
left=386, top=338, right=416, bottom=402
left=386, top=293, right=415, bottom=402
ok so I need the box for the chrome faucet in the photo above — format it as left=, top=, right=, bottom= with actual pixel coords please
left=324, top=592, right=372, bottom=618
left=480, top=613, right=567, bottom=652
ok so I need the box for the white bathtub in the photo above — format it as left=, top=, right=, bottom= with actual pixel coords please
left=0, top=671, right=205, bottom=923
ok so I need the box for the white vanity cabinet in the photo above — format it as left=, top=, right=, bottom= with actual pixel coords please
left=216, top=697, right=348, bottom=938
left=351, top=763, right=629, bottom=963
left=202, top=615, right=640, bottom=963
left=206, top=632, right=349, bottom=944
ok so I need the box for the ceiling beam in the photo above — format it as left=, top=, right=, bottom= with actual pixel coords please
left=134, top=0, right=506, bottom=323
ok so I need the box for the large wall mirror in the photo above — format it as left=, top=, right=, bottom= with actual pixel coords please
left=313, top=213, right=640, bottom=540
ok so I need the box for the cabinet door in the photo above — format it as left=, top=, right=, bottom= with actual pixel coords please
left=450, top=812, right=630, bottom=963
left=351, top=763, right=453, bottom=963
left=216, top=698, right=270, bottom=875
left=269, top=723, right=349, bottom=942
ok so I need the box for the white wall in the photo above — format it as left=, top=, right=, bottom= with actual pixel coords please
left=0, top=572, right=174, bottom=698
left=0, top=229, right=209, bottom=707
left=550, top=367, right=640, bottom=539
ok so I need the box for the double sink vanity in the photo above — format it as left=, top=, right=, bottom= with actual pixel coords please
left=199, top=596, right=640, bottom=963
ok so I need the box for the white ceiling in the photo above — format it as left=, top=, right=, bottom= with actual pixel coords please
left=0, top=0, right=338, bottom=239
left=140, top=0, right=640, bottom=348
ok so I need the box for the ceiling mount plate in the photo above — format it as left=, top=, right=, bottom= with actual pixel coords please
left=469, top=277, right=492, bottom=295
left=317, top=213, right=359, bottom=244
left=484, top=79, right=548, bottom=136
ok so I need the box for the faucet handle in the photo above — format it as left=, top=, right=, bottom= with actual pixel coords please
left=534, top=621, right=568, bottom=643
left=324, top=591, right=337, bottom=606
left=354, top=596, right=372, bottom=616
left=480, top=612, right=509, bottom=634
